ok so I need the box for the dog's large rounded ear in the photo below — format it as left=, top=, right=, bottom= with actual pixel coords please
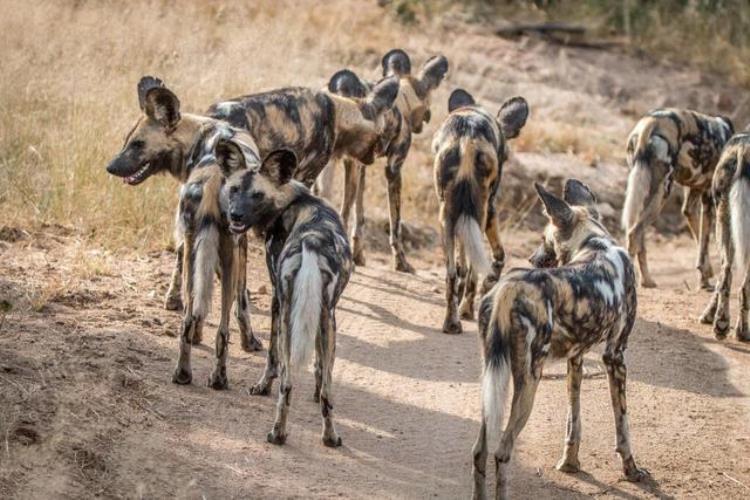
left=137, top=76, right=164, bottom=111
left=563, top=179, right=597, bottom=206
left=260, top=149, right=297, bottom=185
left=448, top=89, right=475, bottom=113
left=497, top=96, right=529, bottom=139
left=535, top=182, right=574, bottom=228
left=366, top=76, right=399, bottom=115
left=215, top=138, right=247, bottom=177
left=382, top=48, right=412, bottom=77
left=144, top=86, right=181, bottom=130
left=416, top=55, right=449, bottom=99
left=328, top=69, right=368, bottom=98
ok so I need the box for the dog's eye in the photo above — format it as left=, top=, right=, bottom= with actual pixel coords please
left=229, top=186, right=239, bottom=195
left=129, top=140, right=145, bottom=150
left=251, top=192, right=264, bottom=201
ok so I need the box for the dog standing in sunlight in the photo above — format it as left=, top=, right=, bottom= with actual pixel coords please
left=220, top=142, right=352, bottom=447
left=472, top=179, right=646, bottom=499
left=431, top=88, right=528, bottom=334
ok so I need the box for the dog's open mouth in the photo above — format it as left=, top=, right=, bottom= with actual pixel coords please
left=123, top=162, right=153, bottom=185
left=229, top=221, right=248, bottom=234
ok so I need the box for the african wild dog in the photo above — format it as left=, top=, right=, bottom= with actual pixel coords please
left=432, top=89, right=528, bottom=334
left=319, top=49, right=449, bottom=271
left=472, top=180, right=645, bottom=499
left=622, top=108, right=733, bottom=289
left=700, top=133, right=750, bottom=341
left=171, top=123, right=264, bottom=389
left=105, top=76, right=262, bottom=354
left=220, top=143, right=352, bottom=447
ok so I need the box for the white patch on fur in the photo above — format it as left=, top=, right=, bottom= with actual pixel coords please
left=455, top=215, right=491, bottom=275
left=289, top=244, right=323, bottom=370
left=730, top=178, right=750, bottom=271
left=595, top=281, right=615, bottom=305
left=192, top=224, right=219, bottom=318
left=622, top=136, right=668, bottom=232
left=482, top=359, right=510, bottom=452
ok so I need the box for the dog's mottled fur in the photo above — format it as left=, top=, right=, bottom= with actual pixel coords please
left=318, top=49, right=449, bottom=271
left=472, top=180, right=645, bottom=499
left=105, top=77, right=262, bottom=356
left=622, top=108, right=733, bottom=289
left=432, top=89, right=528, bottom=334
left=221, top=146, right=352, bottom=447
left=700, top=133, right=750, bottom=341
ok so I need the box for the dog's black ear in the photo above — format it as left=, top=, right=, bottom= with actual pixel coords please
left=535, top=182, right=574, bottom=228
left=564, top=179, right=597, bottom=206
left=564, top=178, right=600, bottom=219
left=366, top=76, right=399, bottom=115
left=261, top=149, right=297, bottom=185
left=144, top=85, right=181, bottom=130
left=215, top=138, right=247, bottom=176
left=448, top=89, right=475, bottom=113
left=137, top=76, right=164, bottom=111
left=328, top=69, right=368, bottom=98
left=497, top=96, right=529, bottom=139
left=382, top=48, right=412, bottom=77
left=416, top=55, right=448, bottom=99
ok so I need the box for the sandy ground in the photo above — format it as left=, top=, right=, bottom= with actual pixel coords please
left=1, top=225, right=749, bottom=499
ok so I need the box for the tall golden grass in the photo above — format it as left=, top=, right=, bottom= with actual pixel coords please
left=0, top=0, right=420, bottom=250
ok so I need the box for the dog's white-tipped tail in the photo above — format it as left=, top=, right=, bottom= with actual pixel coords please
left=290, top=244, right=322, bottom=370
left=192, top=224, right=219, bottom=318
left=482, top=358, right=510, bottom=450
left=621, top=161, right=651, bottom=233
left=730, top=177, right=750, bottom=271
left=456, top=214, right=491, bottom=275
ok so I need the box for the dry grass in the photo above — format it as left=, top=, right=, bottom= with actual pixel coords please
left=0, top=0, right=410, bottom=250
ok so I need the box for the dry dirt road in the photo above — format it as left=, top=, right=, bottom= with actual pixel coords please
left=1, top=226, right=749, bottom=499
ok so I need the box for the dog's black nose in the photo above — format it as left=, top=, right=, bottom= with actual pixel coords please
left=230, top=209, right=243, bottom=222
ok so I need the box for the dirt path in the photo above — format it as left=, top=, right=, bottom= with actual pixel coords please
left=1, top=228, right=749, bottom=499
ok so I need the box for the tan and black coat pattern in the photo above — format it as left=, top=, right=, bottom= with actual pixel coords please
left=322, top=49, right=449, bottom=272
left=432, top=89, right=528, bottom=334
left=472, top=180, right=646, bottom=499
left=171, top=123, right=263, bottom=389
left=700, top=133, right=750, bottom=341
left=221, top=146, right=353, bottom=447
left=105, top=77, right=262, bottom=357
left=622, top=108, right=733, bottom=289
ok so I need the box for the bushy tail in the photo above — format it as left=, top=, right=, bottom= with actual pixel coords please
left=290, top=244, right=322, bottom=370
left=730, top=177, right=750, bottom=271
left=621, top=161, right=651, bottom=233
left=455, top=214, right=491, bottom=275
left=192, top=222, right=219, bottom=318
left=481, top=355, right=510, bottom=451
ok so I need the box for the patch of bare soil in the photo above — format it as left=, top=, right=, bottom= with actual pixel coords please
left=1, top=226, right=748, bottom=499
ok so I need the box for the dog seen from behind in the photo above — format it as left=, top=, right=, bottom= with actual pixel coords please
left=432, top=88, right=528, bottom=334
left=472, top=180, right=646, bottom=499
left=220, top=143, right=353, bottom=447
left=701, top=133, right=750, bottom=341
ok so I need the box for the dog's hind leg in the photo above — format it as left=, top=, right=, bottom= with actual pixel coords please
left=556, top=355, right=583, bottom=473
left=459, top=266, right=477, bottom=320
left=471, top=421, right=488, bottom=500
left=697, top=191, right=715, bottom=289
left=352, top=162, right=368, bottom=266
left=442, top=221, right=462, bottom=334
left=319, top=307, right=342, bottom=447
left=208, top=234, right=235, bottom=390
left=267, top=284, right=293, bottom=446
left=735, top=268, right=750, bottom=341
left=602, top=345, right=647, bottom=482
left=482, top=189, right=506, bottom=294
left=235, top=235, right=262, bottom=352
left=249, top=293, right=280, bottom=395
left=340, top=158, right=356, bottom=234
left=682, top=188, right=712, bottom=289
left=495, top=367, right=541, bottom=500
left=702, top=194, right=732, bottom=335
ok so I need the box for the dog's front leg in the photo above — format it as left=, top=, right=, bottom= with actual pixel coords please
left=556, top=355, right=583, bottom=473
left=482, top=190, right=505, bottom=294
left=164, top=242, right=184, bottom=311
left=249, top=292, right=280, bottom=395
left=385, top=148, right=414, bottom=273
